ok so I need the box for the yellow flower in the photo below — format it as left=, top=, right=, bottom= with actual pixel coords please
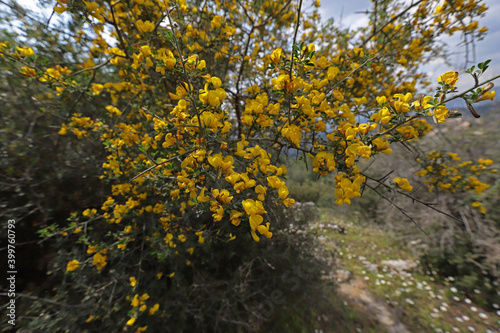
left=136, top=20, right=155, bottom=33
left=257, top=222, right=273, bottom=239
left=87, top=245, right=98, bottom=254
left=211, top=15, right=223, bottom=29
left=53, top=5, right=67, bottom=14
left=478, top=158, right=493, bottom=166
left=230, top=210, right=243, bottom=226
left=372, top=137, right=392, bottom=154
left=327, top=66, right=339, bottom=80
left=476, top=90, right=496, bottom=102
left=312, top=152, right=336, bottom=175
left=195, top=231, right=205, bottom=244
left=83, top=208, right=97, bottom=217
left=126, top=317, right=136, bottom=326
left=83, top=1, right=104, bottom=23
left=376, top=96, right=387, bottom=104
left=437, top=71, right=458, bottom=89
left=370, top=107, right=392, bottom=124
left=140, top=45, right=152, bottom=57
left=354, top=96, right=367, bottom=105
left=130, top=277, right=137, bottom=287
left=66, top=260, right=80, bottom=272
left=270, top=48, right=283, bottom=64
left=433, top=105, right=449, bottom=123
left=393, top=177, right=413, bottom=191
left=472, top=201, right=486, bottom=214
left=92, top=252, right=107, bottom=270
left=242, top=199, right=267, bottom=233
left=91, top=83, right=104, bottom=95
left=278, top=186, right=289, bottom=200
left=131, top=294, right=139, bottom=307
left=149, top=303, right=160, bottom=315
left=19, top=66, right=37, bottom=77
left=397, top=126, right=418, bottom=141
left=267, top=176, right=285, bottom=189
left=281, top=124, right=302, bottom=147
left=255, top=185, right=267, bottom=201
left=211, top=189, right=233, bottom=204
left=16, top=46, right=34, bottom=57
left=105, top=105, right=122, bottom=117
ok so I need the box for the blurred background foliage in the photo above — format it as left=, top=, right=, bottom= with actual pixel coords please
left=0, top=0, right=107, bottom=295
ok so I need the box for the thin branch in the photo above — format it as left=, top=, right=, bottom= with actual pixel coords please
left=363, top=173, right=465, bottom=224
left=361, top=0, right=425, bottom=46
left=365, top=182, right=429, bottom=236
left=108, top=1, right=131, bottom=59
left=0, top=292, right=84, bottom=309
left=443, top=73, right=500, bottom=104
left=130, top=149, right=195, bottom=182
left=164, top=6, right=203, bottom=129
left=289, top=0, right=303, bottom=82
left=69, top=59, right=111, bottom=77
left=333, top=54, right=382, bottom=88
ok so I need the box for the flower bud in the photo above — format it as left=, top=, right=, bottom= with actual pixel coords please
left=482, top=82, right=494, bottom=93
left=467, top=103, right=480, bottom=118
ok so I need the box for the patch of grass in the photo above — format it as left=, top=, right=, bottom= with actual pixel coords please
left=316, top=212, right=500, bottom=333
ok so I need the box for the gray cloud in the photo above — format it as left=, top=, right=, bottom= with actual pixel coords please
left=319, top=0, right=500, bottom=89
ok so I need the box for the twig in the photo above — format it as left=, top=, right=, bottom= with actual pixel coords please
left=130, top=149, right=195, bottom=181
left=108, top=1, right=131, bottom=59
left=69, top=59, right=111, bottom=77
left=289, top=0, right=303, bottom=83
left=363, top=173, right=465, bottom=224
left=0, top=292, right=84, bottom=309
left=365, top=182, right=429, bottom=236
left=164, top=6, right=203, bottom=129
left=443, top=73, right=500, bottom=104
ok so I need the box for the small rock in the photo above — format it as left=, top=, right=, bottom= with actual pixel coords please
left=335, top=269, right=353, bottom=283
left=381, top=259, right=417, bottom=272
left=364, top=262, right=378, bottom=273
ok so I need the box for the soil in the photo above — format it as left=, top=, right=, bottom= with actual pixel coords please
left=337, top=276, right=411, bottom=333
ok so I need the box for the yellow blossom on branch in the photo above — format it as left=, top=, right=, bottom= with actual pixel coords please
left=136, top=20, right=155, bottom=33
left=66, top=260, right=80, bottom=272
left=437, top=70, right=459, bottom=89
left=393, top=177, right=413, bottom=191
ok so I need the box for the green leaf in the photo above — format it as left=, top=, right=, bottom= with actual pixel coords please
left=164, top=31, right=173, bottom=40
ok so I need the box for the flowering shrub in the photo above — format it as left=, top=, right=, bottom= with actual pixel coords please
left=1, top=0, right=498, bottom=331
left=416, top=151, right=496, bottom=214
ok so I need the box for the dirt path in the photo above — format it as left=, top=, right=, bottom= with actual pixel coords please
left=337, top=276, right=410, bottom=333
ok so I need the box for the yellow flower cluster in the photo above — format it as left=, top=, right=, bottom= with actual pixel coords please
left=416, top=151, right=495, bottom=213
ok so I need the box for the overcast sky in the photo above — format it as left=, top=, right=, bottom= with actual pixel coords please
left=319, top=0, right=500, bottom=92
